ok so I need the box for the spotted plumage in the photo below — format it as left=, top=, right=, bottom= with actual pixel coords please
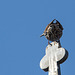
left=40, top=19, right=63, bottom=44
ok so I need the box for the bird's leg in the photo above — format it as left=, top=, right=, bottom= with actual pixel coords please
left=58, top=40, right=61, bottom=48
left=48, top=41, right=52, bottom=46
left=48, top=40, right=50, bottom=45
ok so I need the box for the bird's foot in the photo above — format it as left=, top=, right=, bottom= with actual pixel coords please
left=48, top=41, right=52, bottom=46
left=56, top=40, right=61, bottom=48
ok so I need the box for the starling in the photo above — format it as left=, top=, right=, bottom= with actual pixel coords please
left=40, top=19, right=63, bottom=44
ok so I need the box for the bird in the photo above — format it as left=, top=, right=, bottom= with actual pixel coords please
left=40, top=19, right=63, bottom=44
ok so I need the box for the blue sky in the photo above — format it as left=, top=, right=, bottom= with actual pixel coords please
left=0, top=0, right=75, bottom=75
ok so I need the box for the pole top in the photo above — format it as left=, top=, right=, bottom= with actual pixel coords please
left=40, top=41, right=68, bottom=72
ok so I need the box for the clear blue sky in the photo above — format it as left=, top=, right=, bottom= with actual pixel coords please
left=0, top=0, right=75, bottom=75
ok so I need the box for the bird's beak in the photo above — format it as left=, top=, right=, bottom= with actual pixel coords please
left=40, top=33, right=44, bottom=37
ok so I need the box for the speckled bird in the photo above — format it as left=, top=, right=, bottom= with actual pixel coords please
left=40, top=19, right=63, bottom=44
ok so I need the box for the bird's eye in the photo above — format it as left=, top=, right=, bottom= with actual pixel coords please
left=45, top=32, right=47, bottom=35
left=50, top=25, right=52, bottom=27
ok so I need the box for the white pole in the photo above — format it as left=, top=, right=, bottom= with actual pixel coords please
left=49, top=49, right=58, bottom=75
left=40, top=42, right=68, bottom=75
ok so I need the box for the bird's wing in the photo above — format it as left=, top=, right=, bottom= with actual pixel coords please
left=56, top=20, right=63, bottom=30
